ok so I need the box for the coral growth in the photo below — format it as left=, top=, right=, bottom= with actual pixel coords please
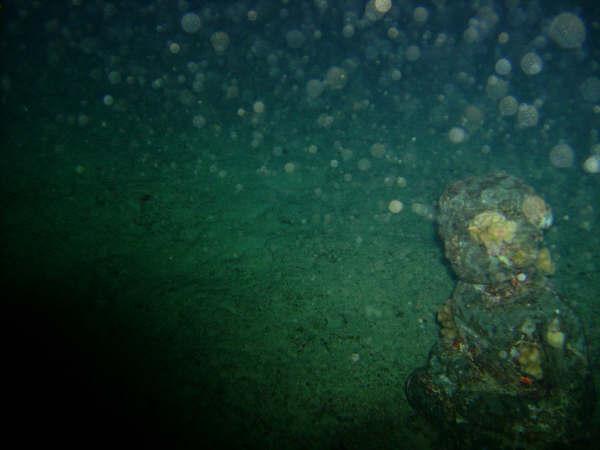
left=516, top=343, right=543, bottom=379
left=522, top=195, right=553, bottom=229
left=468, top=211, right=517, bottom=255
left=536, top=247, right=555, bottom=275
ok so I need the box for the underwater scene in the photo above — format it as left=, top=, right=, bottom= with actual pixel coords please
left=2, top=0, right=600, bottom=449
